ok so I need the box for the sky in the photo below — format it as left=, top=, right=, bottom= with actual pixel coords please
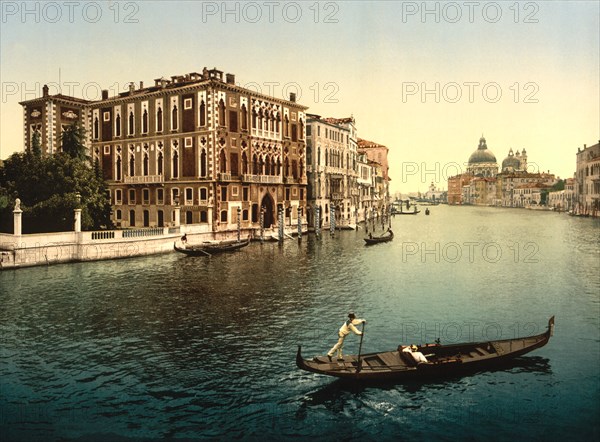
left=1, top=1, right=598, bottom=193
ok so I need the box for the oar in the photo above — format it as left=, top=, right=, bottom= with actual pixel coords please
left=356, top=321, right=366, bottom=373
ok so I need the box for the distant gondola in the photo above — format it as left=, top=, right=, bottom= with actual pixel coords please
left=364, top=229, right=394, bottom=245
left=394, top=210, right=420, bottom=215
left=174, top=238, right=250, bottom=256
left=296, top=316, right=554, bottom=382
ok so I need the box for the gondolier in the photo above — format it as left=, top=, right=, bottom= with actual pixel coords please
left=326, top=312, right=366, bottom=361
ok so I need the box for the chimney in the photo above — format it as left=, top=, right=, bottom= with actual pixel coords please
left=289, top=92, right=296, bottom=102
left=139, top=81, right=144, bottom=89
left=101, top=90, right=109, bottom=100
left=42, top=84, right=49, bottom=97
left=226, top=73, right=235, bottom=84
left=129, top=82, right=135, bottom=94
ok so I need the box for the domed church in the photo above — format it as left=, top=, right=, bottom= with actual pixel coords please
left=501, top=148, right=528, bottom=173
left=467, top=136, right=498, bottom=177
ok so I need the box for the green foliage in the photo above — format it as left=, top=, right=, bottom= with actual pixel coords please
left=0, top=150, right=113, bottom=234
left=59, top=122, right=88, bottom=160
left=551, top=179, right=565, bottom=191
left=31, top=130, right=42, bottom=158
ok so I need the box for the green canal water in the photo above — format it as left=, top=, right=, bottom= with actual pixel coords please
left=1, top=205, right=599, bottom=441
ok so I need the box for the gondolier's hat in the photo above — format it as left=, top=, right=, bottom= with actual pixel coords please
left=348, top=312, right=356, bottom=319
left=410, top=344, right=418, bottom=351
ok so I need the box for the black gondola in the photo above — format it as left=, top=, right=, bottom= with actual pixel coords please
left=174, top=238, right=250, bottom=256
left=297, top=316, right=554, bottom=382
left=364, top=230, right=394, bottom=245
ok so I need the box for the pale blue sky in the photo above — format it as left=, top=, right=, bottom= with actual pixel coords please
left=1, top=1, right=598, bottom=192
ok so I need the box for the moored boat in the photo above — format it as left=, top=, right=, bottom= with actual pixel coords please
left=297, top=316, right=554, bottom=381
left=174, top=237, right=251, bottom=256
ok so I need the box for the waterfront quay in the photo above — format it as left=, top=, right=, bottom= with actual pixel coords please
left=1, top=205, right=598, bottom=441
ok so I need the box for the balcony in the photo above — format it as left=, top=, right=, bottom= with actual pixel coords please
left=123, top=175, right=164, bottom=184
left=218, top=172, right=233, bottom=181
left=242, top=174, right=282, bottom=184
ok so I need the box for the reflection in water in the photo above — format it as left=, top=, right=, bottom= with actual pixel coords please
left=0, top=206, right=598, bottom=440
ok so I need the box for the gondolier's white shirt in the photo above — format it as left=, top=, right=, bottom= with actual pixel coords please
left=339, top=318, right=364, bottom=337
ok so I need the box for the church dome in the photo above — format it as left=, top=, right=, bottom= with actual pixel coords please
left=502, top=148, right=521, bottom=171
left=468, top=136, right=497, bottom=164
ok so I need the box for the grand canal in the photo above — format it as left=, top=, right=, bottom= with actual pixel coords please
left=1, top=205, right=598, bottom=441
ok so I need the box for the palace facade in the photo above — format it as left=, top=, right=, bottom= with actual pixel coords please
left=20, top=68, right=308, bottom=233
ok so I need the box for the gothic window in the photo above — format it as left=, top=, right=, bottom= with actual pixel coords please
left=242, top=151, right=248, bottom=175
left=93, top=117, right=99, bottom=139
left=284, top=115, right=289, bottom=137
left=157, top=107, right=163, bottom=132
left=200, top=101, right=206, bottom=126
left=172, top=151, right=179, bottom=178
left=128, top=111, right=134, bottom=135
left=241, top=105, right=248, bottom=131
left=218, top=99, right=225, bottom=126
left=270, top=157, right=276, bottom=176
left=252, top=109, right=257, bottom=129
left=157, top=150, right=164, bottom=176
left=116, top=156, right=122, bottom=181
left=200, top=149, right=207, bottom=177
left=219, top=149, right=227, bottom=173
left=299, top=119, right=304, bottom=140
left=142, top=109, right=148, bottom=134
left=115, top=113, right=121, bottom=137
left=285, top=157, right=290, bottom=176
left=143, top=152, right=149, bottom=176
left=276, top=158, right=281, bottom=175
left=172, top=105, right=178, bottom=130
left=129, top=153, right=135, bottom=176
left=253, top=154, right=259, bottom=174
left=259, top=156, right=265, bottom=175
left=231, top=153, right=239, bottom=176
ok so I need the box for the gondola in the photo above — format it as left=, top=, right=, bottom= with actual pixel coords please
left=364, top=230, right=394, bottom=245
left=393, top=210, right=420, bottom=215
left=296, top=316, right=554, bottom=382
left=174, top=237, right=250, bottom=256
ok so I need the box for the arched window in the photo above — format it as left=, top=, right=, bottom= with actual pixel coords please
left=93, top=117, right=99, bottom=139
left=242, top=151, right=248, bottom=175
left=219, top=149, right=227, bottom=173
left=252, top=109, right=257, bottom=129
left=142, top=109, right=148, bottom=134
left=218, top=99, right=225, bottom=126
left=201, top=149, right=207, bottom=177
left=172, top=151, right=179, bottom=178
left=241, top=105, right=248, bottom=131
left=143, top=153, right=149, bottom=176
left=270, top=157, right=276, bottom=176
left=129, top=154, right=135, bottom=176
left=128, top=112, right=134, bottom=135
left=265, top=155, right=271, bottom=175
left=259, top=156, right=265, bottom=175
left=172, top=105, right=178, bottom=130
left=157, top=150, right=163, bottom=175
left=115, top=114, right=121, bottom=137
left=276, top=157, right=281, bottom=176
left=116, top=156, right=122, bottom=181
left=252, top=154, right=259, bottom=174
left=200, top=101, right=206, bottom=126
left=156, top=107, right=163, bottom=132
left=284, top=157, right=290, bottom=176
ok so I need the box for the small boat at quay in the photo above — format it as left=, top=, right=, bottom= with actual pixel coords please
left=174, top=237, right=250, bottom=256
left=364, top=229, right=394, bottom=245
left=296, top=316, right=554, bottom=382
left=393, top=209, right=420, bottom=215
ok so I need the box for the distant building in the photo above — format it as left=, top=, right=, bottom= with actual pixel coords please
left=20, top=68, right=308, bottom=232
left=448, top=174, right=473, bottom=205
left=305, top=114, right=358, bottom=228
left=548, top=177, right=576, bottom=211
left=357, top=138, right=391, bottom=213
left=575, top=141, right=600, bottom=216
left=467, top=136, right=497, bottom=178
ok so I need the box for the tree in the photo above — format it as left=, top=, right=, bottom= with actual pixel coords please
left=0, top=149, right=113, bottom=233
left=59, top=122, right=87, bottom=160
left=31, top=130, right=42, bottom=157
